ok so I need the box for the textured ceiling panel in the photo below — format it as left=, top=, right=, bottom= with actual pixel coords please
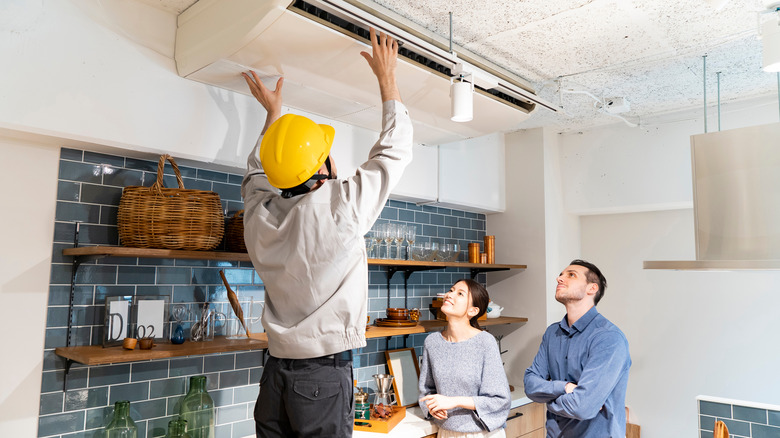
left=160, top=0, right=779, bottom=132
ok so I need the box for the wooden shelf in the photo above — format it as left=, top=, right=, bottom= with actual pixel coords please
left=55, top=336, right=268, bottom=366
left=365, top=316, right=528, bottom=337
left=55, top=317, right=528, bottom=365
left=57, top=245, right=527, bottom=367
left=418, top=316, right=528, bottom=330
left=61, top=246, right=526, bottom=271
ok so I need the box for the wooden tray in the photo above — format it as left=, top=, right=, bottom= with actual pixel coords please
left=353, top=406, right=406, bottom=433
left=374, top=318, right=418, bottom=328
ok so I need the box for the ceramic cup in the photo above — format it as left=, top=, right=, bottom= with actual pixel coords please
left=138, top=338, right=155, bottom=350
left=122, top=337, right=137, bottom=350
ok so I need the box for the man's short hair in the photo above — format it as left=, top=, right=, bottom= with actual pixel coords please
left=569, top=259, right=607, bottom=305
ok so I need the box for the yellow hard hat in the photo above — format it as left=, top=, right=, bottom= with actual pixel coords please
left=259, top=114, right=335, bottom=189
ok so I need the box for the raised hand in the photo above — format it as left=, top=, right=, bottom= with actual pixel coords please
left=242, top=71, right=284, bottom=133
left=360, top=28, right=401, bottom=103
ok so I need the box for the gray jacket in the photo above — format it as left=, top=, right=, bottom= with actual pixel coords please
left=241, top=100, right=413, bottom=359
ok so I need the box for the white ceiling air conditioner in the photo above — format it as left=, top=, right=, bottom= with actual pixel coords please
left=174, top=0, right=557, bottom=145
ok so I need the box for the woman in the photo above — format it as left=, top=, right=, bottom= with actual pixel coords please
left=418, top=279, right=511, bottom=438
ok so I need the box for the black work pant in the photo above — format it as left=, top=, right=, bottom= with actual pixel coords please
left=254, top=352, right=354, bottom=438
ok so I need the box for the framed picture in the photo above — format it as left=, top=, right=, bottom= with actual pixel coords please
left=385, top=347, right=421, bottom=407
left=103, top=295, right=133, bottom=347
left=132, top=295, right=170, bottom=340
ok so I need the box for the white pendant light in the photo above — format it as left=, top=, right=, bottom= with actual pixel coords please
left=450, top=77, right=473, bottom=122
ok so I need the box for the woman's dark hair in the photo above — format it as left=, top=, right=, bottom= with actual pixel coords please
left=455, top=279, right=490, bottom=329
left=569, top=259, right=607, bottom=305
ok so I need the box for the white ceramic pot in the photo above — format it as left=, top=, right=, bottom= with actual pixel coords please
left=486, top=301, right=504, bottom=318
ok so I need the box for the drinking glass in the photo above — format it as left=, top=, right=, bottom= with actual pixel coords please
left=450, top=242, right=460, bottom=262
left=365, top=235, right=376, bottom=258
left=439, top=243, right=453, bottom=262
left=383, top=224, right=395, bottom=259
left=394, top=224, right=406, bottom=260
left=430, top=240, right=440, bottom=261
left=404, top=225, right=416, bottom=260
left=372, top=228, right=383, bottom=259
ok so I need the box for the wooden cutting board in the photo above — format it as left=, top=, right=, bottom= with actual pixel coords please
left=626, top=406, right=641, bottom=438
left=626, top=422, right=641, bottom=438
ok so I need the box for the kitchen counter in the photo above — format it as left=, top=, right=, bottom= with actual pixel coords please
left=353, top=387, right=532, bottom=438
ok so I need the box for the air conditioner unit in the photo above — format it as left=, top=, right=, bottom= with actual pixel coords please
left=175, top=0, right=556, bottom=145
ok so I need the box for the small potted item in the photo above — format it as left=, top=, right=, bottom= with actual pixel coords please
left=486, top=300, right=504, bottom=318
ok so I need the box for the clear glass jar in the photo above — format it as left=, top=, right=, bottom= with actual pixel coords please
left=179, top=376, right=215, bottom=438
left=104, top=400, right=138, bottom=438
left=166, top=417, right=191, bottom=438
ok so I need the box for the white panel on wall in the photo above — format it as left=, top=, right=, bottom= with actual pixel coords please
left=437, top=132, right=506, bottom=213
left=582, top=209, right=780, bottom=437
left=0, top=0, right=259, bottom=171
left=559, top=120, right=694, bottom=215
left=0, top=138, right=60, bottom=437
left=391, top=144, right=438, bottom=203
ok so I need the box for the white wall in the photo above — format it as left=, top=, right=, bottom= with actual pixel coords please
left=0, top=138, right=60, bottom=437
left=555, top=96, right=780, bottom=436
left=486, top=127, right=580, bottom=387
left=487, top=129, right=548, bottom=387
left=582, top=209, right=780, bottom=436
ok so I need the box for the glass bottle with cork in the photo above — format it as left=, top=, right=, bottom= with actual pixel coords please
left=179, top=375, right=215, bottom=438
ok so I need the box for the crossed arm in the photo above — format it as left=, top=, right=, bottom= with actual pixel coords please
left=524, top=332, right=629, bottom=420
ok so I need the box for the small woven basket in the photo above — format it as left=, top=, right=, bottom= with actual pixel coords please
left=225, top=210, right=247, bottom=253
left=118, top=155, right=224, bottom=250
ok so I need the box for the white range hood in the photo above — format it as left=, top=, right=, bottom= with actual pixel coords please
left=174, top=0, right=556, bottom=145
left=644, top=122, right=780, bottom=271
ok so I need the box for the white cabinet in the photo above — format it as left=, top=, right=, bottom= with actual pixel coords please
left=437, top=132, right=506, bottom=213
left=329, top=119, right=505, bottom=210
left=391, top=144, right=438, bottom=202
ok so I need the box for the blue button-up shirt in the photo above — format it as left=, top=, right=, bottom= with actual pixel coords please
left=524, top=307, right=631, bottom=438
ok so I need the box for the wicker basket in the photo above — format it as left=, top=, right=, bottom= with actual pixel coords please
left=117, top=155, right=224, bottom=250
left=225, top=210, right=247, bottom=253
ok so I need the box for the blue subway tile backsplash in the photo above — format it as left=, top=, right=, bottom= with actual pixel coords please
left=39, top=147, right=489, bottom=437
left=699, top=398, right=780, bottom=438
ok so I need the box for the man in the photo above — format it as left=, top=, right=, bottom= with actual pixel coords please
left=240, top=29, right=412, bottom=437
left=524, top=259, right=631, bottom=438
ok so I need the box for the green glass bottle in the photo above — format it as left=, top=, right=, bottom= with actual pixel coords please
left=165, top=418, right=192, bottom=438
left=179, top=376, right=215, bottom=438
left=104, top=400, right=138, bottom=438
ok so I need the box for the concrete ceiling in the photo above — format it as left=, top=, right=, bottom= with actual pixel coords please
left=146, top=0, right=780, bottom=133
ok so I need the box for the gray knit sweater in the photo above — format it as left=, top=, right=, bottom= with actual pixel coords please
left=418, top=331, right=511, bottom=432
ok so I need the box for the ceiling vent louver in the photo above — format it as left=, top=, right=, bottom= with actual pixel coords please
left=175, top=0, right=556, bottom=145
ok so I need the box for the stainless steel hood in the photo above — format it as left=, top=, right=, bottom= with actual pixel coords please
left=644, top=122, right=780, bottom=270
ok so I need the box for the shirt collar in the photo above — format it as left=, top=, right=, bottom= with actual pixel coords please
left=558, top=305, right=599, bottom=334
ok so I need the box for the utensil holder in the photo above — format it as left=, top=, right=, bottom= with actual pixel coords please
left=484, top=235, right=495, bottom=264
left=468, top=243, right=481, bottom=263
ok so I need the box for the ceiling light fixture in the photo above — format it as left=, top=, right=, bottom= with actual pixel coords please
left=450, top=69, right=474, bottom=122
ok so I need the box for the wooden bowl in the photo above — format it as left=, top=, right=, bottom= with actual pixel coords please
left=386, top=308, right=409, bottom=321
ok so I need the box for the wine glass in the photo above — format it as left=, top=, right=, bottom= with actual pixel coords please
left=383, top=224, right=395, bottom=259
left=394, top=224, right=406, bottom=260
left=372, top=228, right=383, bottom=258
left=404, top=225, right=416, bottom=260
left=365, top=235, right=376, bottom=258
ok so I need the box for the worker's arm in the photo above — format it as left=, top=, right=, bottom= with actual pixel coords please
left=360, top=28, right=401, bottom=103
